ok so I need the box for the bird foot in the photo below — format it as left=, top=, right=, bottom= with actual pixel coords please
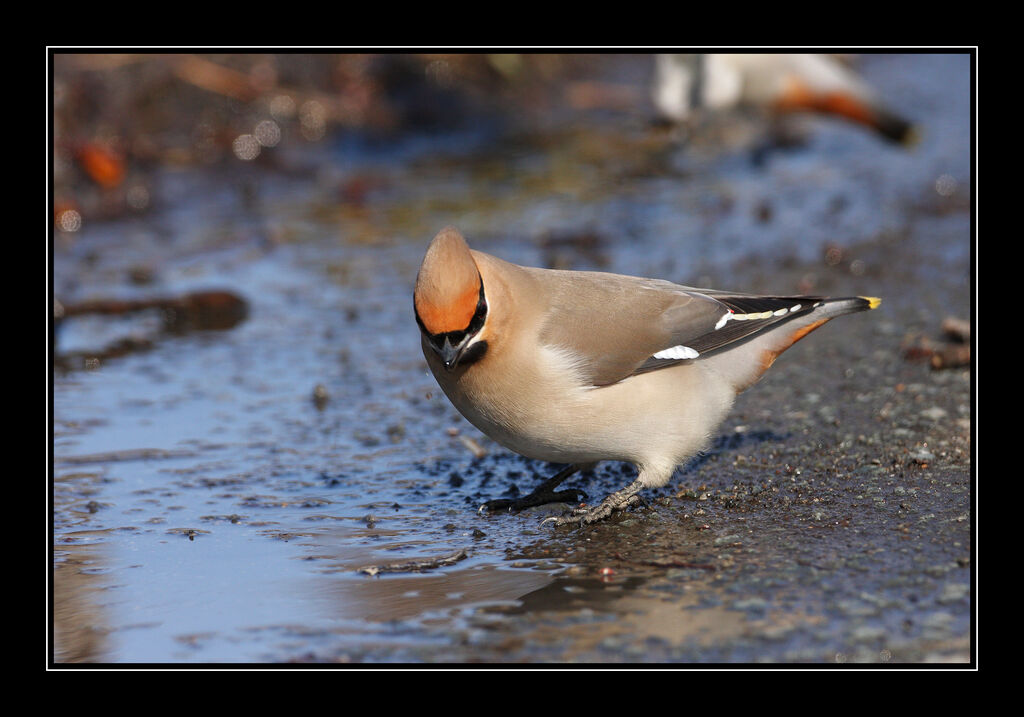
left=479, top=488, right=587, bottom=514
left=542, top=481, right=646, bottom=527
left=478, top=465, right=584, bottom=515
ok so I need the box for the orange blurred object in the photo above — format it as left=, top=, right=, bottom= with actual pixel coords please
left=77, top=142, right=125, bottom=188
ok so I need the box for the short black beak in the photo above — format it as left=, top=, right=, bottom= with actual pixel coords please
left=438, top=337, right=462, bottom=370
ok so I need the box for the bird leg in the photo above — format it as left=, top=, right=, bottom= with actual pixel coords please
left=543, top=478, right=646, bottom=527
left=479, top=464, right=585, bottom=514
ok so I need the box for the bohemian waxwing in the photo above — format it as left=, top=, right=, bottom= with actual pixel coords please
left=653, top=53, right=916, bottom=144
left=414, top=227, right=880, bottom=526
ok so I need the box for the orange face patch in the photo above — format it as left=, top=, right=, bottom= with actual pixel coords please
left=415, top=283, right=480, bottom=335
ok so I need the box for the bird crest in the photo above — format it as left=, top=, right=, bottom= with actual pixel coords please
left=414, top=227, right=483, bottom=335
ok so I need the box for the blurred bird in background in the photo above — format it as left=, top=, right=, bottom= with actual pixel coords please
left=652, top=53, right=917, bottom=145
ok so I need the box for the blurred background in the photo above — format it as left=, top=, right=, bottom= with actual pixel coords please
left=50, top=52, right=973, bottom=665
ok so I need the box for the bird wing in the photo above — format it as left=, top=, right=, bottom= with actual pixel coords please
left=634, top=289, right=828, bottom=377
left=535, top=268, right=853, bottom=387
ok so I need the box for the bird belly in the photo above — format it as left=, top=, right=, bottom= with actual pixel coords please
left=427, top=344, right=736, bottom=473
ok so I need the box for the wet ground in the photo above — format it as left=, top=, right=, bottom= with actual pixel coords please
left=50, top=53, right=973, bottom=665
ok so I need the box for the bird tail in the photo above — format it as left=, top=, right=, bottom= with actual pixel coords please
left=707, top=295, right=881, bottom=392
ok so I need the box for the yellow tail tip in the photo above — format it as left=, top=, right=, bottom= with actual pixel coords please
left=861, top=296, right=882, bottom=310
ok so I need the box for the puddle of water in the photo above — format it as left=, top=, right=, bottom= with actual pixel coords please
left=51, top=53, right=972, bottom=664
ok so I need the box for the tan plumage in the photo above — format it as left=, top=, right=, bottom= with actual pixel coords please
left=414, top=227, right=880, bottom=526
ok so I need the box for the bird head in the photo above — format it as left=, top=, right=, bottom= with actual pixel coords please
left=414, top=227, right=489, bottom=371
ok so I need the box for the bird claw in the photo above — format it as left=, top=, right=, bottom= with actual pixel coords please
left=478, top=499, right=515, bottom=514
left=542, top=492, right=644, bottom=527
